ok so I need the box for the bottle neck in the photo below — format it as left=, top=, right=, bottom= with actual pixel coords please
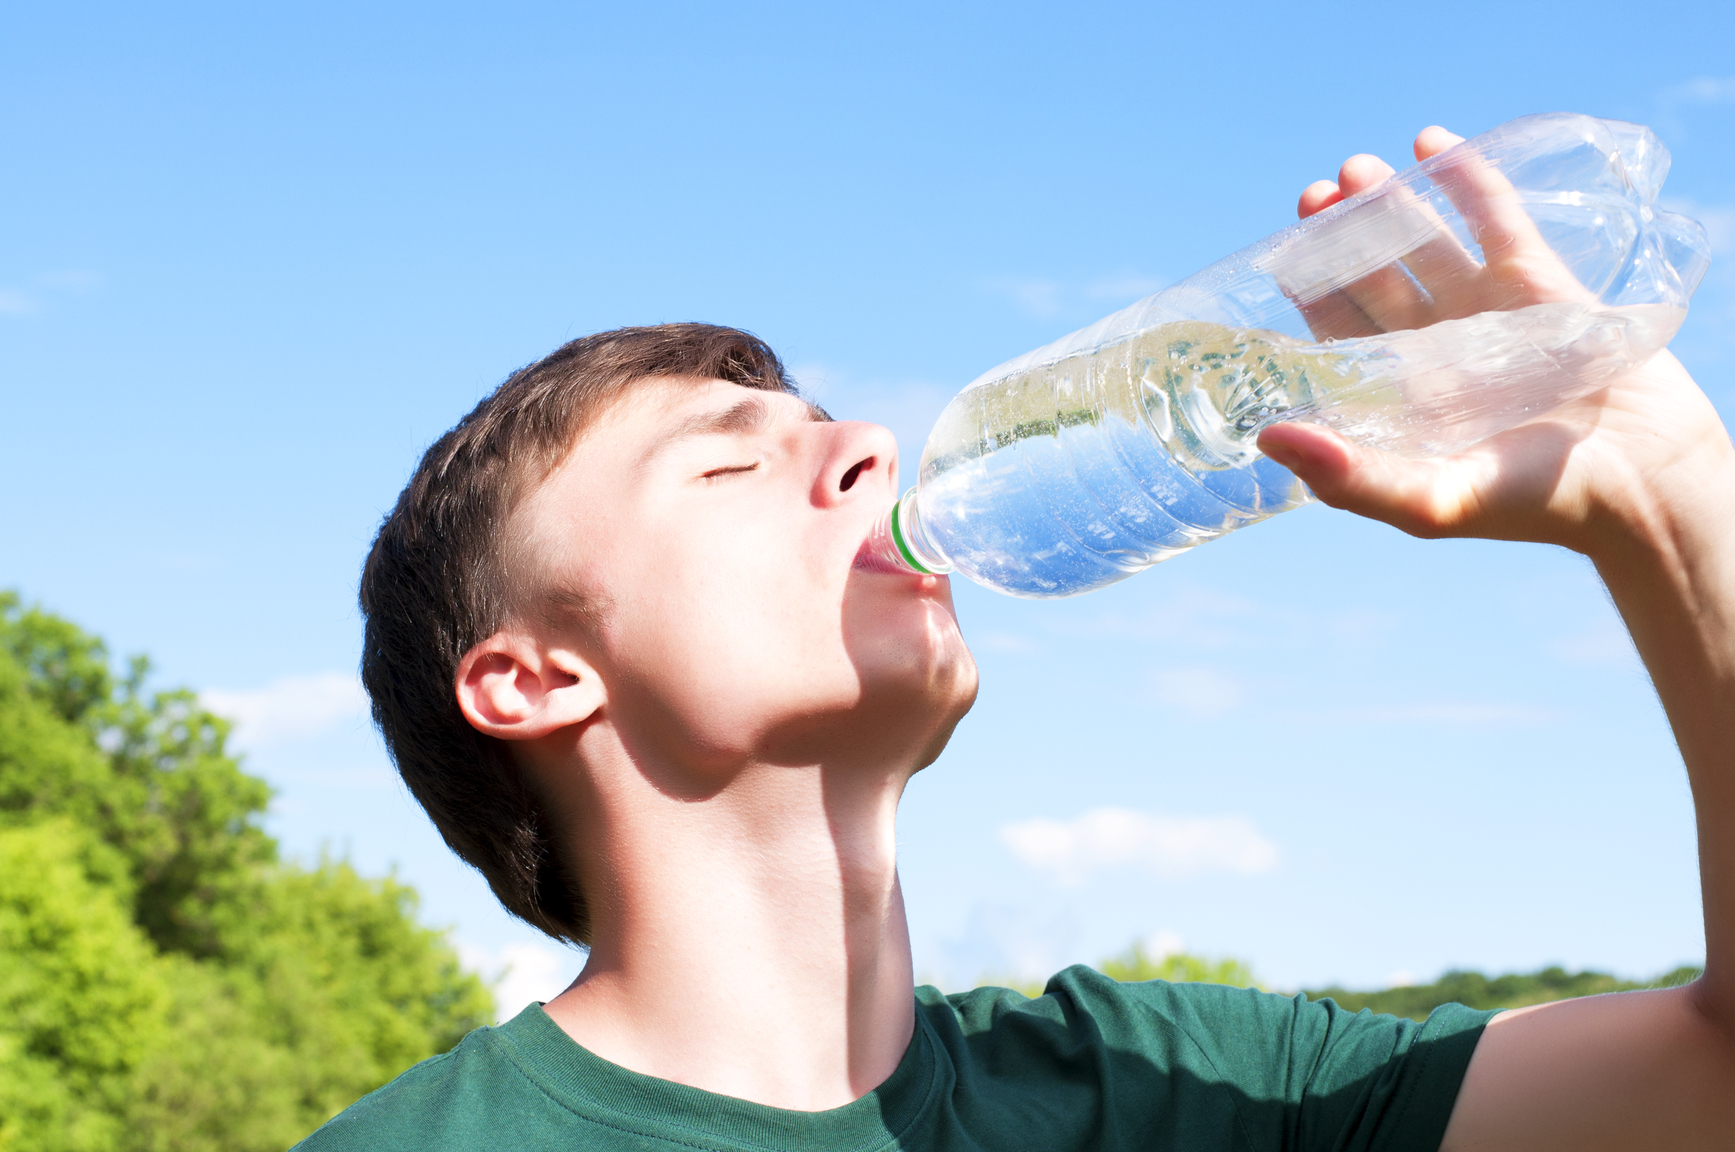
left=891, top=488, right=952, bottom=574
left=854, top=489, right=953, bottom=577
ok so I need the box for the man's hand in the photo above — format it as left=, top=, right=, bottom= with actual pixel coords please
left=1289, top=127, right=1591, bottom=339
left=1257, top=127, right=1729, bottom=561
left=1256, top=347, right=1727, bottom=559
left=1261, top=127, right=1735, bottom=1151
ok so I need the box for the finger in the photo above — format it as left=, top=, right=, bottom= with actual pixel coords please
left=1422, top=130, right=1590, bottom=304
left=1337, top=153, right=1396, bottom=196
left=1399, top=230, right=1493, bottom=319
left=1374, top=128, right=1484, bottom=314
left=1371, top=126, right=1511, bottom=318
left=1414, top=126, right=1465, bottom=162
left=1333, top=262, right=1434, bottom=333
left=1299, top=179, right=1343, bottom=219
left=1321, top=154, right=1440, bottom=332
left=1257, top=421, right=1488, bottom=539
left=1297, top=290, right=1382, bottom=340
left=1294, top=175, right=1386, bottom=337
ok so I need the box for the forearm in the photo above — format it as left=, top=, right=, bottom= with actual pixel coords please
left=1587, top=416, right=1735, bottom=1023
left=1440, top=407, right=1735, bottom=1152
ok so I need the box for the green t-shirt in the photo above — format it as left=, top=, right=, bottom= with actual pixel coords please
left=293, top=965, right=1494, bottom=1152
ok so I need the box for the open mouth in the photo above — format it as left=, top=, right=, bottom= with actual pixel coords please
left=853, top=536, right=910, bottom=574
left=853, top=521, right=903, bottom=573
left=852, top=502, right=936, bottom=577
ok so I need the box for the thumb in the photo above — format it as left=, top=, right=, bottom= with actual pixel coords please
left=1257, top=422, right=1484, bottom=539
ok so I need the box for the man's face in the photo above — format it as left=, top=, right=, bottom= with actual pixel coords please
left=515, top=377, right=978, bottom=778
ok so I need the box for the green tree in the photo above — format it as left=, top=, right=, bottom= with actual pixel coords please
left=976, top=944, right=1260, bottom=999
left=0, top=819, right=171, bottom=1152
left=1065, top=929, right=1703, bottom=1025
left=1299, top=964, right=1703, bottom=1021
left=0, top=593, right=494, bottom=1151
left=1099, top=943, right=1261, bottom=989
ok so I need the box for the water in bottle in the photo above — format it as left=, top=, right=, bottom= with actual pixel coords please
left=858, top=113, right=1710, bottom=598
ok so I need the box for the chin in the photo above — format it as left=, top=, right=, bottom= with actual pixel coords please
left=911, top=657, right=978, bottom=770
left=850, top=593, right=978, bottom=754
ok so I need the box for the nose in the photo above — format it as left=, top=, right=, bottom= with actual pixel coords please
left=811, top=421, right=901, bottom=509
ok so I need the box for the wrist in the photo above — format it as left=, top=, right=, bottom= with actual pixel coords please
left=1583, top=429, right=1735, bottom=625
left=1575, top=358, right=1735, bottom=576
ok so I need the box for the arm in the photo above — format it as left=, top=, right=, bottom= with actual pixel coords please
left=1259, top=131, right=1735, bottom=1150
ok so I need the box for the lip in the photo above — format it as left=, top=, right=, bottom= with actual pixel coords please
left=852, top=541, right=949, bottom=602
left=852, top=534, right=909, bottom=575
left=851, top=503, right=925, bottom=577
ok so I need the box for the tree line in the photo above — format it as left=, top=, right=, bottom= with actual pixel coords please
left=0, top=593, right=492, bottom=1151
left=987, top=940, right=1702, bottom=1021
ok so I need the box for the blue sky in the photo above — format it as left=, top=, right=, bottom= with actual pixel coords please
left=5, top=0, right=1734, bottom=1017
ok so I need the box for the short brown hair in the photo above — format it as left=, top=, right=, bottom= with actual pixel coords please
left=359, top=323, right=801, bottom=944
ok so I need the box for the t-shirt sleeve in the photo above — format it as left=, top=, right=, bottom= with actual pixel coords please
left=1045, top=966, right=1496, bottom=1152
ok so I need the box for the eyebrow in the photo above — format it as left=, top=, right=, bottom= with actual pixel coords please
left=638, top=393, right=829, bottom=470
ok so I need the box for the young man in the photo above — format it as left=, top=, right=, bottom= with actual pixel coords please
left=304, top=127, right=1735, bottom=1149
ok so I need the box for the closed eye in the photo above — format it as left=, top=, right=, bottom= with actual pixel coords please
left=701, top=462, right=760, bottom=481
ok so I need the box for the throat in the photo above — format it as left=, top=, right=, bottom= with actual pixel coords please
left=542, top=766, right=916, bottom=1111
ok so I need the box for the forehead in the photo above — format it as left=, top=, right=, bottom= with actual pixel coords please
left=536, top=376, right=819, bottom=495
left=582, top=376, right=822, bottom=457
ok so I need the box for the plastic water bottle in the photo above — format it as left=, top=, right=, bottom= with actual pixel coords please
left=858, top=113, right=1711, bottom=598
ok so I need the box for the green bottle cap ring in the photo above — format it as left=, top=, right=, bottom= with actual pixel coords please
left=890, top=500, right=936, bottom=575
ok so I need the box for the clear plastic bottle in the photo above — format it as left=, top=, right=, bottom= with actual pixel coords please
left=859, top=113, right=1712, bottom=598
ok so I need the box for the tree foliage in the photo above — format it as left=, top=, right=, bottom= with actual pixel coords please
left=1299, top=963, right=1703, bottom=1021
left=0, top=593, right=493, bottom=1152
left=1099, top=943, right=1261, bottom=990
left=1073, top=931, right=1702, bottom=1025
left=979, top=943, right=1261, bottom=1000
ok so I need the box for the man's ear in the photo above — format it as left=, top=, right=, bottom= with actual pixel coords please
left=454, top=632, right=605, bottom=741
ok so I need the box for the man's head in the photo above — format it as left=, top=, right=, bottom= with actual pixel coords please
left=360, top=324, right=976, bottom=945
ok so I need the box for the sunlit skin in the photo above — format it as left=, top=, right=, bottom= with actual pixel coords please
left=455, top=378, right=976, bottom=1108
left=453, top=125, right=1735, bottom=1144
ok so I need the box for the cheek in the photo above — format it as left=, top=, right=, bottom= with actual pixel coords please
left=600, top=520, right=862, bottom=757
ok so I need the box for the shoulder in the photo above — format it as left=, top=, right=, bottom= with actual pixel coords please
left=916, top=966, right=1320, bottom=1094
left=920, top=967, right=1495, bottom=1151
left=290, top=1018, right=555, bottom=1151
left=913, top=970, right=1323, bottom=1147
left=924, top=964, right=1309, bottom=1045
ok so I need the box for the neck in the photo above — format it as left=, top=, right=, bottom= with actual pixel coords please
left=541, top=745, right=916, bottom=1111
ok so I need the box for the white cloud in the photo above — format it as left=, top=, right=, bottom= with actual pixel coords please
left=458, top=939, right=587, bottom=1023
left=1000, top=807, right=1279, bottom=887
left=1307, top=702, right=1558, bottom=726
left=1661, top=197, right=1735, bottom=256
left=1384, top=969, right=1417, bottom=989
left=1085, top=274, right=1165, bottom=301
left=202, top=672, right=370, bottom=748
left=980, top=272, right=1167, bottom=321
left=1551, top=619, right=1640, bottom=668
left=0, top=270, right=105, bottom=318
left=1661, top=76, right=1735, bottom=106
left=977, top=631, right=1039, bottom=655
left=1142, top=928, right=1186, bottom=959
left=1063, top=582, right=1398, bottom=659
left=36, top=269, right=103, bottom=291
left=982, top=275, right=1066, bottom=319
left=1149, top=666, right=1244, bottom=719
left=921, top=901, right=1085, bottom=990
left=1697, top=209, right=1734, bottom=257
